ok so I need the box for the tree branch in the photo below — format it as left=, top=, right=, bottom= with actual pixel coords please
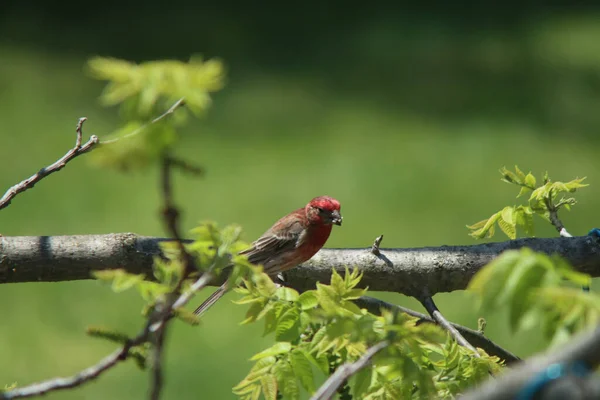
left=544, top=189, right=573, bottom=238
left=0, top=98, right=185, bottom=213
left=354, top=296, right=520, bottom=364
left=461, top=326, right=600, bottom=400
left=310, top=341, right=389, bottom=400
left=0, top=118, right=98, bottom=211
left=1, top=234, right=598, bottom=297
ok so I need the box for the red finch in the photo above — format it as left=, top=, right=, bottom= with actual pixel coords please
left=193, top=195, right=342, bottom=316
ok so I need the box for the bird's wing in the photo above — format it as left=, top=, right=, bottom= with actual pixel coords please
left=240, top=215, right=306, bottom=267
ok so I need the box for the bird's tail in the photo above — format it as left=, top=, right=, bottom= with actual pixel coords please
left=193, top=282, right=228, bottom=317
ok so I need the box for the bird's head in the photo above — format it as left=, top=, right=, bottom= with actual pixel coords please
left=305, top=196, right=342, bottom=226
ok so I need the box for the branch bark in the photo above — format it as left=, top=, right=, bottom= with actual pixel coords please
left=461, top=326, right=600, bottom=400
left=354, top=297, right=520, bottom=364
left=1, top=234, right=599, bottom=298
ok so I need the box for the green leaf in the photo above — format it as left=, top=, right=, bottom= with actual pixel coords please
left=514, top=206, right=535, bottom=237
left=290, top=349, right=315, bottom=393
left=275, top=287, right=299, bottom=302
left=260, top=375, right=278, bottom=400
left=514, top=165, right=526, bottom=181
left=241, top=301, right=267, bottom=325
left=467, top=212, right=501, bottom=239
left=525, top=173, right=537, bottom=188
left=251, top=342, right=292, bottom=361
left=499, top=167, right=519, bottom=184
left=504, top=258, right=546, bottom=332
left=276, top=307, right=301, bottom=342
left=86, top=326, right=130, bottom=344
left=136, top=281, right=170, bottom=302
left=316, top=283, right=340, bottom=313
left=298, top=291, right=319, bottom=310
left=93, top=269, right=145, bottom=293
left=468, top=250, right=522, bottom=309
left=330, top=269, right=345, bottom=295
left=498, top=206, right=516, bottom=239
left=173, top=308, right=201, bottom=326
left=350, top=366, right=373, bottom=399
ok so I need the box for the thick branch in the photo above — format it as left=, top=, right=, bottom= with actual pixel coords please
left=1, top=234, right=598, bottom=298
left=461, top=326, right=600, bottom=400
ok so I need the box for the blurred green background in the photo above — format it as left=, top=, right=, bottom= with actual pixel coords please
left=1, top=2, right=600, bottom=398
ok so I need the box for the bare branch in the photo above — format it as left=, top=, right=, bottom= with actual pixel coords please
left=461, top=326, right=600, bottom=400
left=419, top=296, right=482, bottom=359
left=1, top=235, right=599, bottom=297
left=0, top=328, right=148, bottom=400
left=310, top=341, right=389, bottom=400
left=100, top=98, right=185, bottom=145
left=354, top=297, right=519, bottom=364
left=0, top=119, right=99, bottom=211
left=0, top=98, right=186, bottom=213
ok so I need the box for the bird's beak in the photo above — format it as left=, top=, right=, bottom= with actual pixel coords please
left=331, top=210, right=343, bottom=226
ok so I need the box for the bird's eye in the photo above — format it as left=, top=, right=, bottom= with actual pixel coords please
left=316, top=207, right=324, bottom=213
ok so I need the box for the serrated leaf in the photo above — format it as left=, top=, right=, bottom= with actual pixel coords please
left=498, top=207, right=516, bottom=239
left=514, top=206, right=535, bottom=237
left=316, top=283, right=340, bottom=313
left=524, top=173, right=536, bottom=188
left=350, top=366, right=373, bottom=399
left=276, top=307, right=300, bottom=342
left=86, top=326, right=130, bottom=344
left=468, top=212, right=501, bottom=239
left=468, top=250, right=522, bottom=309
left=275, top=287, right=299, bottom=302
left=290, top=350, right=315, bottom=393
left=504, top=259, right=546, bottom=332
left=260, top=374, right=278, bottom=400
left=251, top=342, right=292, bottom=361
left=298, top=291, right=319, bottom=310
left=330, top=269, right=345, bottom=295
left=242, top=301, right=267, bottom=325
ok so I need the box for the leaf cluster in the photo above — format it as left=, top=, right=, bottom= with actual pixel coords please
left=468, top=248, right=595, bottom=347
left=87, top=56, right=225, bottom=170
left=467, top=166, right=587, bottom=239
left=234, top=269, right=501, bottom=400
left=90, top=222, right=256, bottom=368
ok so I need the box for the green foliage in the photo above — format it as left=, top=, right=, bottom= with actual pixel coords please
left=467, top=166, right=587, bottom=239
left=86, top=326, right=131, bottom=344
left=468, top=248, right=595, bottom=346
left=87, top=56, right=225, bottom=170
left=235, top=269, right=502, bottom=399
left=91, top=222, right=256, bottom=345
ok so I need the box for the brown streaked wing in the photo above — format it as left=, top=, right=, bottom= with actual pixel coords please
left=240, top=217, right=306, bottom=267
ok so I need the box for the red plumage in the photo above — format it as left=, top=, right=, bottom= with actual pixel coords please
left=193, top=195, right=342, bottom=316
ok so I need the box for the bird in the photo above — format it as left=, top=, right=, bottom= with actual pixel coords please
left=193, top=195, right=342, bottom=316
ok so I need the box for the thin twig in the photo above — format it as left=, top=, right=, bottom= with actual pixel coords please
left=0, top=98, right=186, bottom=213
left=0, top=325, right=149, bottom=400
left=0, top=119, right=98, bottom=211
left=419, top=296, right=482, bottom=358
left=310, top=341, right=389, bottom=400
left=100, top=98, right=185, bottom=145
left=0, top=262, right=216, bottom=399
left=354, top=297, right=520, bottom=364
left=371, top=235, right=383, bottom=256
